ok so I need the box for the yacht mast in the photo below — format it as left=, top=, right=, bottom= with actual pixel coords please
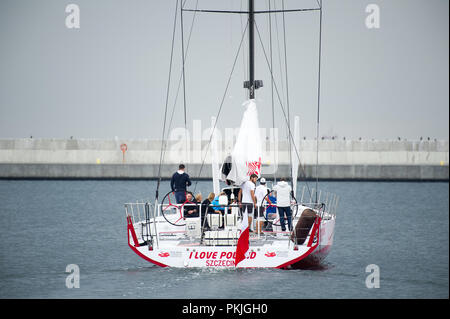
left=245, top=0, right=263, bottom=99
left=249, top=0, right=255, bottom=99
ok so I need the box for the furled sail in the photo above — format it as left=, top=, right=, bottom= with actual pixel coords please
left=221, top=99, right=262, bottom=186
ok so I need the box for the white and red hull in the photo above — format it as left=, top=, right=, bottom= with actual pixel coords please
left=126, top=209, right=335, bottom=269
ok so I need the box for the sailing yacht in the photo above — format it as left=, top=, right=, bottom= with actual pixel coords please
left=125, top=0, right=337, bottom=269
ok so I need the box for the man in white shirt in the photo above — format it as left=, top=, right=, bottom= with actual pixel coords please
left=273, top=178, right=293, bottom=231
left=254, top=177, right=272, bottom=234
left=255, top=177, right=271, bottom=215
left=238, top=173, right=258, bottom=232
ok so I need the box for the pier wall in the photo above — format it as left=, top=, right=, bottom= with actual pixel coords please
left=0, top=138, right=448, bottom=180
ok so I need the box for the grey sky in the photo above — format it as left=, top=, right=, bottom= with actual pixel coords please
left=0, top=0, right=448, bottom=140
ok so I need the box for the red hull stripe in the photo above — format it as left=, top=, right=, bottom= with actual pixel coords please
left=126, top=218, right=325, bottom=269
left=127, top=216, right=140, bottom=247
left=275, top=241, right=319, bottom=269
left=307, top=217, right=322, bottom=247
left=127, top=216, right=168, bottom=267
left=129, top=244, right=169, bottom=268
left=277, top=218, right=322, bottom=269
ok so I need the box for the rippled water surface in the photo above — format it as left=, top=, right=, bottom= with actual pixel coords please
left=0, top=180, right=448, bottom=298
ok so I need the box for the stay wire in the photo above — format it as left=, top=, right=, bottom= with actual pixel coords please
left=240, top=0, right=248, bottom=100
left=254, top=20, right=313, bottom=201
left=180, top=0, right=189, bottom=157
left=281, top=0, right=295, bottom=191
left=161, top=0, right=199, bottom=172
left=192, top=21, right=249, bottom=193
left=156, top=0, right=180, bottom=200
left=268, top=0, right=276, bottom=184
left=273, top=0, right=286, bottom=108
left=315, top=0, right=323, bottom=203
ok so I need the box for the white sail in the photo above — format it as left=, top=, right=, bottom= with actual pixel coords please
left=221, top=99, right=262, bottom=186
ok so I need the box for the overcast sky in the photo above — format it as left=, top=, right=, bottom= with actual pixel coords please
left=0, top=0, right=448, bottom=140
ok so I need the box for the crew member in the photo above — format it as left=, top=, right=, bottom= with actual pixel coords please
left=183, top=192, right=199, bottom=218
left=273, top=178, right=293, bottom=232
left=238, top=173, right=258, bottom=232
left=255, top=177, right=271, bottom=233
left=170, top=164, right=192, bottom=204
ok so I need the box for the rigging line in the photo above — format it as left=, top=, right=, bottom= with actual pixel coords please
left=180, top=0, right=188, bottom=155
left=169, top=0, right=198, bottom=128
left=240, top=0, right=248, bottom=100
left=272, top=0, right=285, bottom=109
left=156, top=0, right=180, bottom=200
left=256, top=22, right=312, bottom=201
left=192, top=21, right=249, bottom=193
left=315, top=1, right=323, bottom=203
left=268, top=0, right=276, bottom=183
left=253, top=8, right=321, bottom=14
left=162, top=0, right=199, bottom=166
left=254, top=20, right=313, bottom=200
left=282, top=0, right=294, bottom=190
left=181, top=8, right=320, bottom=14
left=183, top=9, right=248, bottom=14
left=163, top=0, right=198, bottom=152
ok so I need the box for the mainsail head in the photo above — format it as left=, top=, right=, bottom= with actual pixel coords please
left=221, top=99, right=262, bottom=186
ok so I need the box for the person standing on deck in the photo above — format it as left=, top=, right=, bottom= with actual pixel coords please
left=171, top=164, right=192, bottom=204
left=255, top=177, right=271, bottom=218
left=238, top=174, right=258, bottom=232
left=255, top=177, right=271, bottom=231
left=273, top=178, right=293, bottom=232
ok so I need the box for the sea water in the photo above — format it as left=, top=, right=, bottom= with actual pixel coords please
left=0, top=180, right=448, bottom=298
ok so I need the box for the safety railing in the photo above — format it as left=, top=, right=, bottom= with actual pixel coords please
left=125, top=201, right=158, bottom=248
left=125, top=188, right=338, bottom=249
left=298, top=185, right=339, bottom=217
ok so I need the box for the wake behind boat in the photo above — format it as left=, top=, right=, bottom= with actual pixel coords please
left=125, top=0, right=338, bottom=269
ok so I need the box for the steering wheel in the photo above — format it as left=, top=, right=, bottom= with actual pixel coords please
left=160, top=191, right=197, bottom=227
left=262, top=190, right=298, bottom=228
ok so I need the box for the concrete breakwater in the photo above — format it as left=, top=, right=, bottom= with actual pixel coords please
left=0, top=138, right=448, bottom=180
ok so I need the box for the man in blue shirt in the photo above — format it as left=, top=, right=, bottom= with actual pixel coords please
left=170, top=164, right=192, bottom=204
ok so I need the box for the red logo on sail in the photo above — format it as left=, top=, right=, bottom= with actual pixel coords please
left=265, top=252, right=276, bottom=257
left=158, top=252, right=170, bottom=257
left=246, top=157, right=261, bottom=176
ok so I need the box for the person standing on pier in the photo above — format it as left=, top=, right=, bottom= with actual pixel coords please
left=171, top=164, right=192, bottom=204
